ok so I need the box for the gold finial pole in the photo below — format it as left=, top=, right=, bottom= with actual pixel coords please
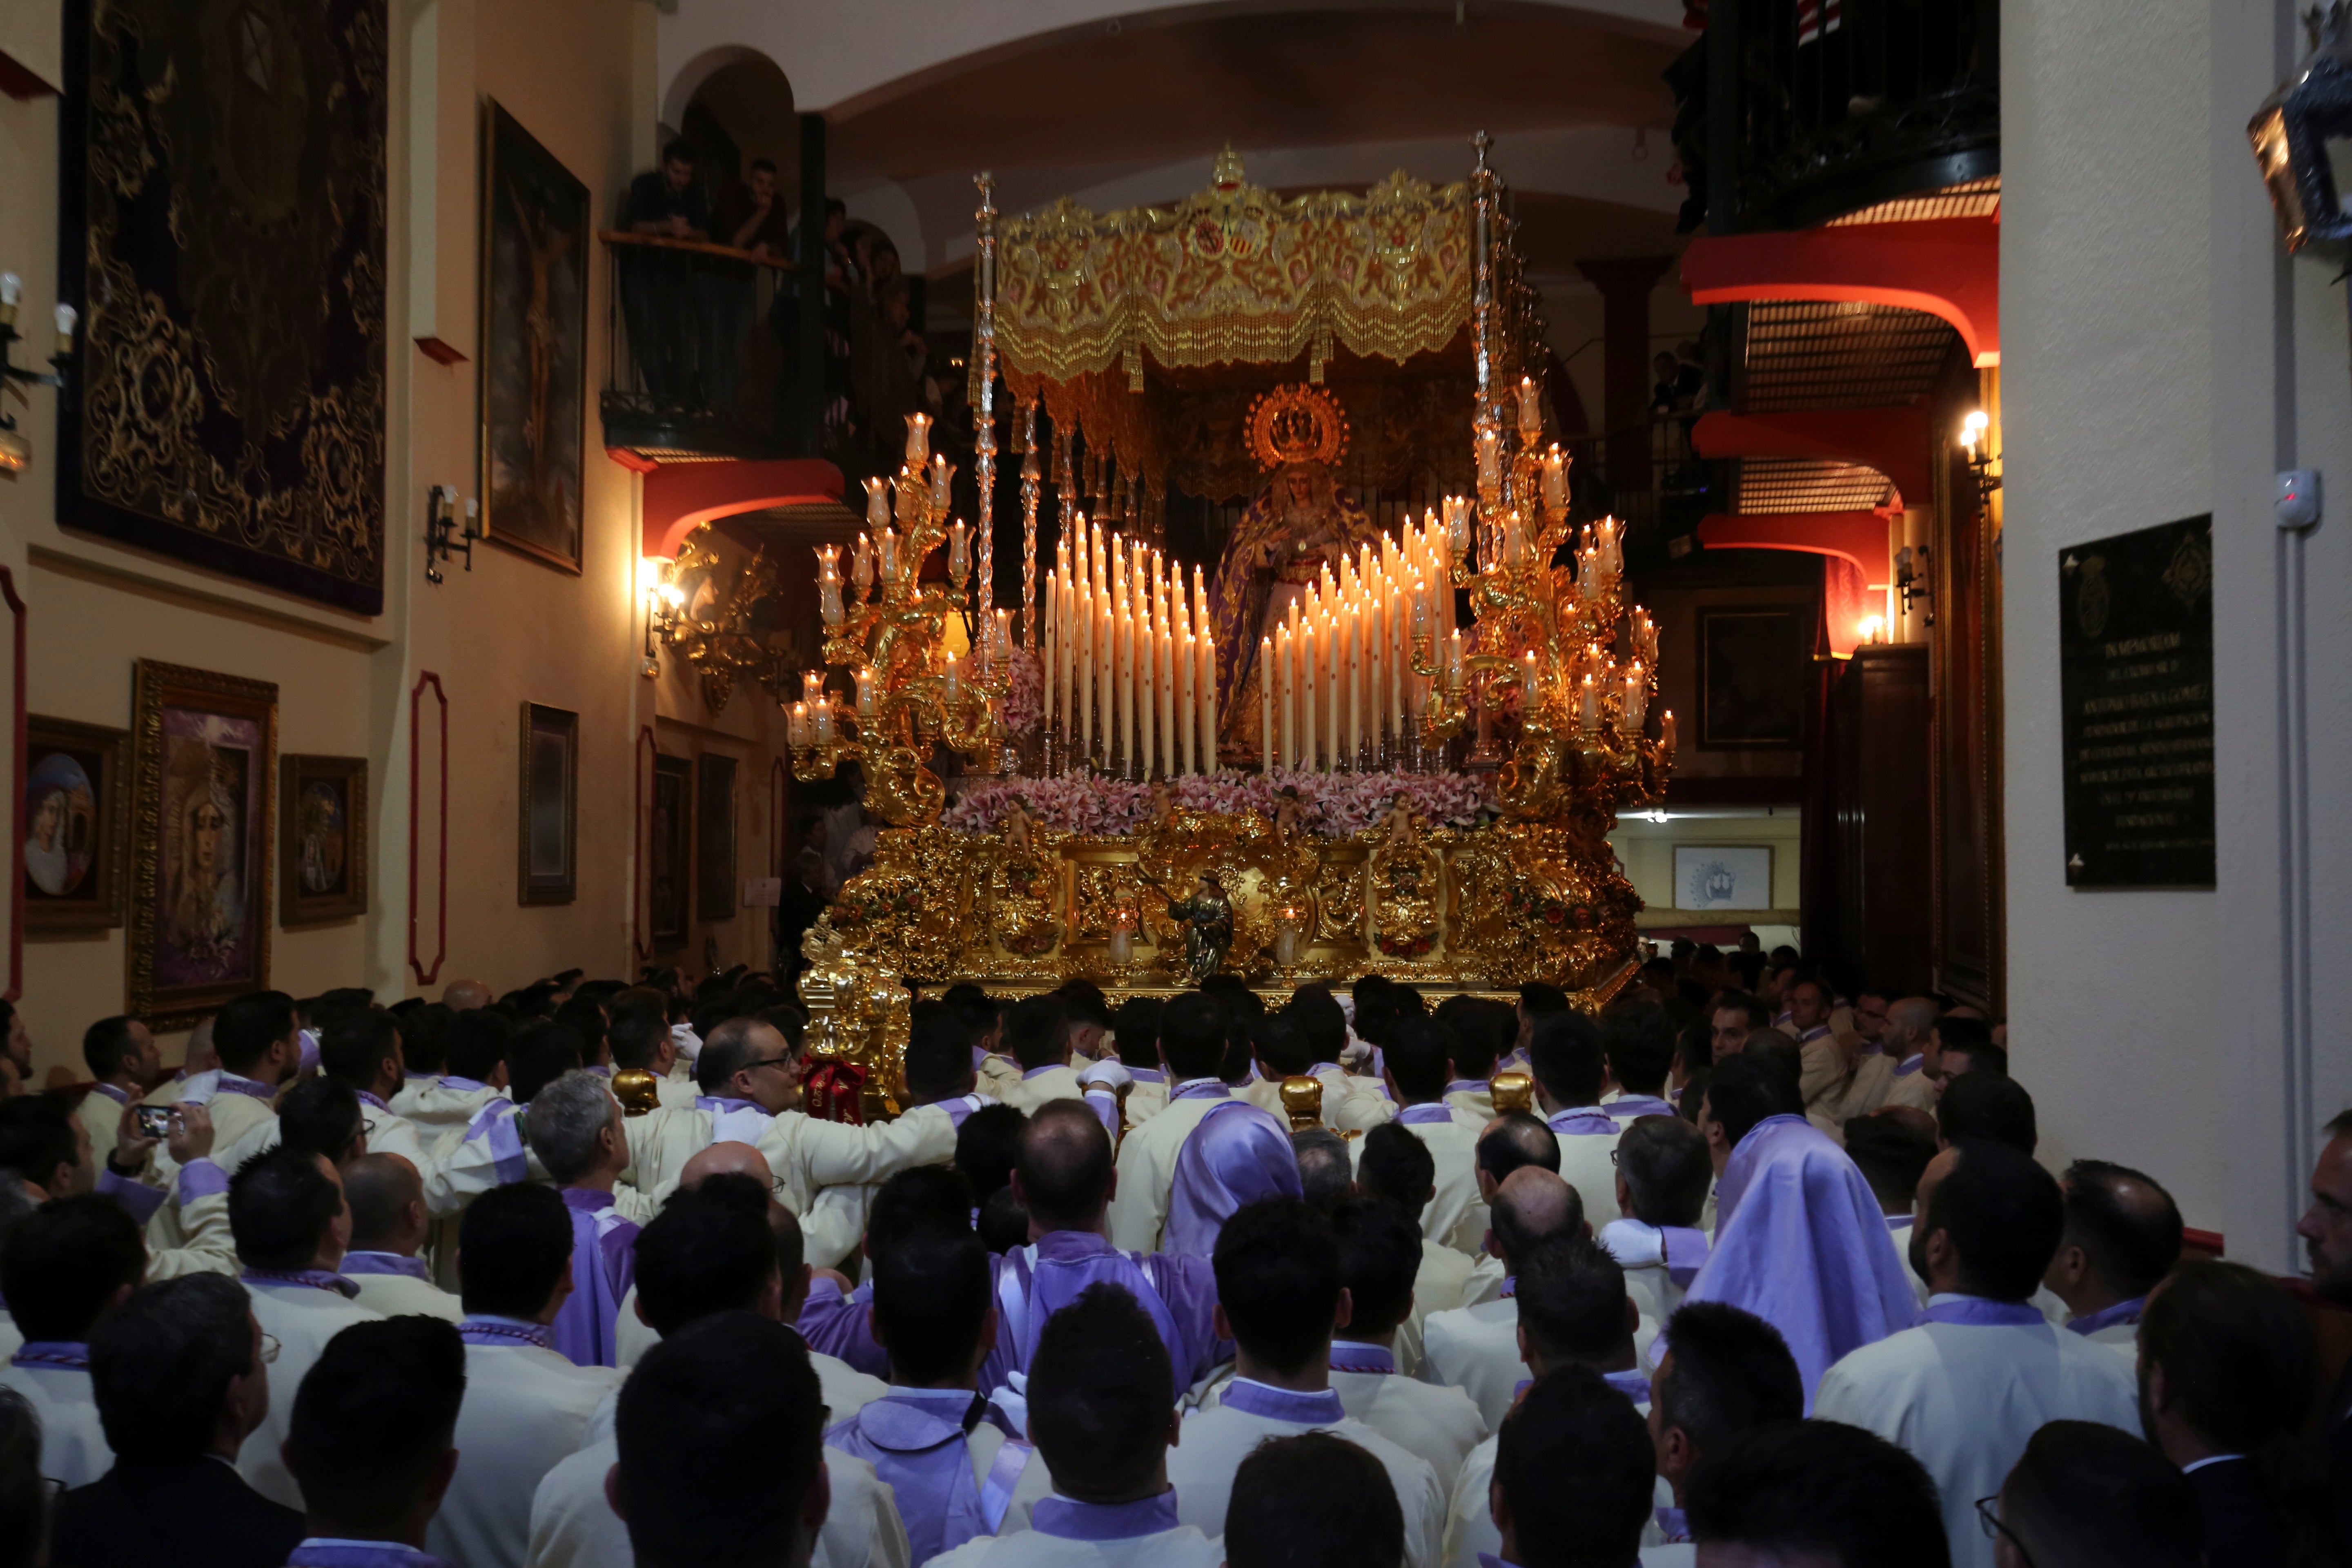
left=1020, top=398, right=1042, bottom=650
left=973, top=173, right=999, bottom=621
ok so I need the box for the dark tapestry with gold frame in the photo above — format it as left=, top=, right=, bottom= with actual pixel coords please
left=56, top=0, right=390, bottom=615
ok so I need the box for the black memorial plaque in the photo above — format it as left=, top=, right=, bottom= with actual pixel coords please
left=2059, top=514, right=2215, bottom=888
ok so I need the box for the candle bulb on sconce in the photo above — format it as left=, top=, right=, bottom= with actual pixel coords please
left=855, top=666, right=878, bottom=718
left=1620, top=662, right=1646, bottom=731
left=905, top=411, right=931, bottom=465
left=1541, top=445, right=1568, bottom=515
left=947, top=520, right=969, bottom=585
left=930, top=453, right=953, bottom=509
left=1579, top=673, right=1599, bottom=733
left=877, top=526, right=898, bottom=584
left=52, top=304, right=76, bottom=356
left=1515, top=374, right=1543, bottom=438
left=864, top=477, right=891, bottom=532
left=811, top=694, right=835, bottom=746
left=851, top=534, right=874, bottom=597
left=788, top=701, right=810, bottom=748
left=943, top=648, right=962, bottom=699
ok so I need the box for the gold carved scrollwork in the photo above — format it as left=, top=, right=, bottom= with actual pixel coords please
left=1312, top=854, right=1366, bottom=944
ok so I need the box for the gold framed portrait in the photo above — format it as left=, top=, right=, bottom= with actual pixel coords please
left=280, top=754, right=368, bottom=924
left=23, top=714, right=129, bottom=932
left=520, top=702, right=579, bottom=904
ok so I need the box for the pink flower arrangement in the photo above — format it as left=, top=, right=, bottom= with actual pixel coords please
left=942, top=768, right=1495, bottom=839
left=993, top=646, right=1042, bottom=736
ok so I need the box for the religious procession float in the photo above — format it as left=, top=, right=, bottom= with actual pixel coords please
left=789, top=140, right=1676, bottom=1107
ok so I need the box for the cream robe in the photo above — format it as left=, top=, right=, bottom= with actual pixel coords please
left=78, top=1085, right=131, bottom=1154
left=1421, top=1293, right=1657, bottom=1434
left=1353, top=1112, right=1483, bottom=1254
left=1165, top=1396, right=1444, bottom=1568
left=1839, top=1051, right=1898, bottom=1119
left=526, top=1441, right=911, bottom=1568
left=217, top=1099, right=432, bottom=1175
left=622, top=1100, right=958, bottom=1211
left=1813, top=1312, right=2141, bottom=1568
left=1879, top=1062, right=1939, bottom=1114
left=0, top=1309, right=19, bottom=1363
left=1000, top=1063, right=1089, bottom=1116
left=140, top=1162, right=242, bottom=1280
left=145, top=1078, right=280, bottom=1245
left=1105, top=1093, right=1232, bottom=1254
left=1597, top=1218, right=1695, bottom=1327
left=1332, top=1076, right=1399, bottom=1134
left=429, top=1340, right=622, bottom=1568
left=1397, top=1239, right=1475, bottom=1379
left=978, top=1054, right=1026, bottom=1100
left=0, top=1359, right=110, bottom=1486
left=344, top=1257, right=466, bottom=1322
left=1327, top=1355, right=1488, bottom=1492
left=1797, top=1031, right=1850, bottom=1136
left=1121, top=1074, right=1170, bottom=1129
left=238, top=1279, right=384, bottom=1507
left=1548, top=1114, right=1626, bottom=1229
left=926, top=1515, right=1223, bottom=1568
left=394, top=1077, right=508, bottom=1136
left=606, top=1298, right=888, bottom=1427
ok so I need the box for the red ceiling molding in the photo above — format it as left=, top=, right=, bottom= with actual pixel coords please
left=407, top=672, right=450, bottom=987
left=1693, top=406, right=1929, bottom=513
left=639, top=457, right=846, bottom=559
left=1681, top=215, right=2000, bottom=368
left=1697, top=509, right=1891, bottom=584
left=0, top=51, right=57, bottom=99
left=414, top=337, right=468, bottom=366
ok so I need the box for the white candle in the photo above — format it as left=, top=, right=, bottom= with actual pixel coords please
left=905, top=411, right=931, bottom=464
left=1344, top=604, right=1361, bottom=768
left=852, top=533, right=873, bottom=596
left=788, top=701, right=809, bottom=748
left=1196, top=604, right=1216, bottom=769
left=1117, top=606, right=1134, bottom=774
left=1579, top=673, right=1598, bottom=733
left=1621, top=661, right=1647, bottom=731
left=813, top=696, right=834, bottom=746
left=1302, top=624, right=1319, bottom=772
left=1259, top=635, right=1274, bottom=774
left=1180, top=631, right=1198, bottom=775
left=865, top=477, right=891, bottom=532
left=1158, top=625, right=1176, bottom=779
left=1278, top=624, right=1295, bottom=769
left=1446, top=629, right=1464, bottom=692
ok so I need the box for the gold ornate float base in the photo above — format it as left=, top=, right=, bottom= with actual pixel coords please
left=799, top=811, right=1639, bottom=1113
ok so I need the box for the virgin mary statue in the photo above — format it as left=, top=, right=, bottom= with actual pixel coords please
left=1208, top=383, right=1379, bottom=753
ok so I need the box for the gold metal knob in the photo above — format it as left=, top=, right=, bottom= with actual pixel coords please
left=1489, top=1069, right=1534, bottom=1115
left=611, top=1067, right=661, bottom=1116
left=1280, top=1074, right=1324, bottom=1133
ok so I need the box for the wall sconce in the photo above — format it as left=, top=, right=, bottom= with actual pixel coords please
left=642, top=555, right=685, bottom=677
left=423, top=485, right=480, bottom=584
left=651, top=527, right=792, bottom=711
left=0, top=273, right=76, bottom=475
left=1958, top=408, right=2000, bottom=512
left=1895, top=544, right=1933, bottom=627
left=1858, top=613, right=1886, bottom=645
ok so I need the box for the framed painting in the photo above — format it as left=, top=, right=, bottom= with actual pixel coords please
left=281, top=755, right=367, bottom=924
left=24, top=715, right=128, bottom=932
left=479, top=99, right=590, bottom=574
left=128, top=662, right=277, bottom=1026
left=697, top=753, right=739, bottom=923
left=1699, top=608, right=1808, bottom=749
left=650, top=755, right=693, bottom=950
left=56, top=0, right=388, bottom=612
left=519, top=704, right=578, bottom=905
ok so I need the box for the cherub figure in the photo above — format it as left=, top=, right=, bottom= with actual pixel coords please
left=1379, top=792, right=1421, bottom=854
left=1145, top=779, right=1175, bottom=833
left=1271, top=785, right=1307, bottom=851
left=1000, top=794, right=1036, bottom=858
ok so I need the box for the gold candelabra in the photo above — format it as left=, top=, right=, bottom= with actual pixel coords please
left=792, top=414, right=1013, bottom=825
left=1410, top=373, right=1677, bottom=825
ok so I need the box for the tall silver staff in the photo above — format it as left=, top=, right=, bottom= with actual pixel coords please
left=972, top=173, right=999, bottom=621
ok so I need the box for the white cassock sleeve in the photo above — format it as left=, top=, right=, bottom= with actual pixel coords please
left=142, top=1160, right=241, bottom=1280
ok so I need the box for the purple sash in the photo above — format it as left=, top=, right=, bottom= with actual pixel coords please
left=458, top=1316, right=552, bottom=1348
left=1546, top=1108, right=1619, bottom=1136
left=339, top=1252, right=429, bottom=1280
left=1892, top=1054, right=1925, bottom=1078
left=552, top=1189, right=639, bottom=1368
left=91, top=1082, right=130, bottom=1105
left=798, top=1279, right=889, bottom=1379
left=1397, top=1103, right=1454, bottom=1127
left=286, top=1543, right=457, bottom=1568
left=1033, top=1491, right=1180, bottom=1542
left=932, top=1093, right=991, bottom=1129
left=1604, top=1094, right=1677, bottom=1121
left=1327, top=1341, right=1396, bottom=1375
left=1165, top=1098, right=1303, bottom=1258
left=1220, top=1379, right=1344, bottom=1425
left=1922, top=1296, right=2047, bottom=1327
left=1604, top=1367, right=1652, bottom=1403
left=460, top=1099, right=528, bottom=1184
left=1655, top=1506, right=1690, bottom=1544
left=213, top=1074, right=277, bottom=1101
left=1660, top=1226, right=1710, bottom=1288
left=11, top=1341, right=90, bottom=1370
left=2065, top=1296, right=2147, bottom=1337
left=825, top=1393, right=1019, bottom=1563
left=993, top=1234, right=1188, bottom=1400
left=357, top=1090, right=392, bottom=1112
left=242, top=1268, right=360, bottom=1299
left=1169, top=1078, right=1228, bottom=1103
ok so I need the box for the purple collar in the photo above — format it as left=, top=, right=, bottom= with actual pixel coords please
left=439, top=1076, right=491, bottom=1093
left=1498, top=1274, right=1517, bottom=1299
left=1035, top=1228, right=1118, bottom=1262
left=1604, top=1367, right=1652, bottom=1403
left=241, top=1267, right=360, bottom=1299
left=1220, top=1378, right=1345, bottom=1425
left=1327, top=1340, right=1396, bottom=1376
left=1032, top=1490, right=1181, bottom=1542
left=459, top=1316, right=553, bottom=1348
left=1306, top=1062, right=1345, bottom=1078
left=2066, top=1296, right=2147, bottom=1336
left=11, top=1340, right=91, bottom=1370
left=560, top=1186, right=617, bottom=1215
left=214, top=1074, right=277, bottom=1101
left=356, top=1090, right=392, bottom=1111
left=339, top=1252, right=429, bottom=1281
left=1022, top=1063, right=1068, bottom=1080
left=1444, top=1080, right=1490, bottom=1098
left=1480, top=1554, right=1523, bottom=1568
left=696, top=1094, right=766, bottom=1116
left=1397, top=1102, right=1454, bottom=1126
left=1893, top=1054, right=1925, bottom=1078
left=1170, top=1078, right=1229, bottom=1102
left=1853, top=1041, right=1884, bottom=1057
left=1655, top=1506, right=1690, bottom=1544
left=1546, top=1106, right=1618, bottom=1136
left=91, top=1082, right=131, bottom=1105
left=287, top=1541, right=458, bottom=1568
left=1604, top=1093, right=1677, bottom=1119
left=1922, top=1294, right=2048, bottom=1327
left=1798, top=1024, right=1831, bottom=1042
left=1125, top=1067, right=1166, bottom=1085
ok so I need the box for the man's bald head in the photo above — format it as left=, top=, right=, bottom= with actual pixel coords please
left=1474, top=1110, right=1560, bottom=1196
left=343, top=1153, right=425, bottom=1254
left=1013, top=1100, right=1114, bottom=1231
left=2055, top=1159, right=2182, bottom=1302
left=443, top=979, right=492, bottom=1012
left=1885, top=997, right=1940, bottom=1054
left=681, top=1139, right=773, bottom=1192
left=1489, top=1165, right=1584, bottom=1267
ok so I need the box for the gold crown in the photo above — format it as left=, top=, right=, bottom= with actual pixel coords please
left=1245, top=382, right=1348, bottom=470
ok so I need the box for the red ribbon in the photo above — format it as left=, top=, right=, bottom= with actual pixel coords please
left=802, top=1060, right=868, bottom=1124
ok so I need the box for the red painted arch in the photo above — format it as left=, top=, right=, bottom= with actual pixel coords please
left=636, top=457, right=846, bottom=559
left=1681, top=216, right=2000, bottom=368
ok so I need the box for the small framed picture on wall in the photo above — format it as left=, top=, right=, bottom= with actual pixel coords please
left=519, top=703, right=578, bottom=905
left=281, top=755, right=367, bottom=924
left=23, top=715, right=129, bottom=932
